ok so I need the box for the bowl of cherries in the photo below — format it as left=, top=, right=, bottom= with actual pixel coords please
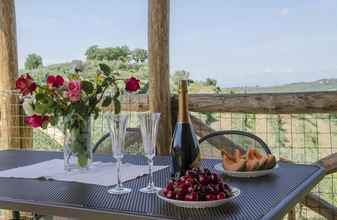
left=157, top=167, right=240, bottom=208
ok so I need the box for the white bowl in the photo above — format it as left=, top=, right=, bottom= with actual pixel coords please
left=214, top=163, right=279, bottom=178
left=156, top=186, right=240, bottom=208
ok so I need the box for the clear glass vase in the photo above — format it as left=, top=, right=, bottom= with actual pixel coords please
left=63, top=116, right=93, bottom=171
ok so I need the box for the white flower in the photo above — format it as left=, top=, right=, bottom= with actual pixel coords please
left=22, top=97, right=35, bottom=115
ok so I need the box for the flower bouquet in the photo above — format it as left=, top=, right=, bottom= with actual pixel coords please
left=16, top=63, right=140, bottom=170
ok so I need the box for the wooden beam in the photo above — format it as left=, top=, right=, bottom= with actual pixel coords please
left=317, top=152, right=337, bottom=175
left=190, top=115, right=239, bottom=154
left=104, top=91, right=337, bottom=114
left=185, top=92, right=337, bottom=114
left=0, top=0, right=30, bottom=150
left=102, top=95, right=149, bottom=112
left=148, top=0, right=171, bottom=155
left=302, top=192, right=337, bottom=220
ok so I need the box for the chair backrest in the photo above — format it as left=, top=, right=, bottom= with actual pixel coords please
left=93, top=128, right=142, bottom=154
left=198, top=130, right=271, bottom=159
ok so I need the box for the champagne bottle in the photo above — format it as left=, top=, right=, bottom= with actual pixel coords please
left=171, top=80, right=200, bottom=178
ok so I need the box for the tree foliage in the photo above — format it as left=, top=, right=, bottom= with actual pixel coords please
left=25, top=53, right=43, bottom=70
left=85, top=45, right=148, bottom=63
left=85, top=45, right=130, bottom=61
left=205, top=78, right=217, bottom=86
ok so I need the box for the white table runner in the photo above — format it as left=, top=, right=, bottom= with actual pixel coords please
left=0, top=159, right=168, bottom=186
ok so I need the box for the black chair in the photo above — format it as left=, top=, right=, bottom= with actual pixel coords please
left=92, top=128, right=141, bottom=153
left=198, top=130, right=271, bottom=159
left=93, top=132, right=110, bottom=153
left=95, top=129, right=271, bottom=155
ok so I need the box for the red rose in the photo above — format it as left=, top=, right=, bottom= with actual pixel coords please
left=64, top=80, right=81, bottom=102
left=24, top=114, right=49, bottom=128
left=125, top=77, right=140, bottom=92
left=47, top=75, right=64, bottom=89
left=16, top=74, right=37, bottom=96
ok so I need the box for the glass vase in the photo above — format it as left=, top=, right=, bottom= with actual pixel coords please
left=63, top=116, right=93, bottom=171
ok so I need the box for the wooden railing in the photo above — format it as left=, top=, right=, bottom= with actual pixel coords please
left=116, top=92, right=337, bottom=220
left=109, top=91, right=337, bottom=113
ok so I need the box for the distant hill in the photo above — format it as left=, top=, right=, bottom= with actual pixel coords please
left=20, top=62, right=337, bottom=94
left=227, top=78, right=337, bottom=94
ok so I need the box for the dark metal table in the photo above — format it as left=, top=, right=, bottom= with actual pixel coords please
left=0, top=150, right=325, bottom=220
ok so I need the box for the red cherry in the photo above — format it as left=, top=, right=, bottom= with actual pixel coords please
left=216, top=192, right=226, bottom=200
left=204, top=168, right=211, bottom=175
left=185, top=177, right=194, bottom=185
left=210, top=173, right=218, bottom=184
left=185, top=192, right=198, bottom=201
left=191, top=192, right=198, bottom=201
left=199, top=175, right=209, bottom=185
left=166, top=191, right=175, bottom=199
left=179, top=176, right=187, bottom=182
left=175, top=192, right=185, bottom=200
left=162, top=187, right=169, bottom=196
left=207, top=184, right=216, bottom=194
left=167, top=183, right=174, bottom=191
left=200, top=185, right=207, bottom=193
left=206, top=194, right=216, bottom=201
left=218, top=183, right=225, bottom=192
left=213, top=184, right=220, bottom=193
left=181, top=183, right=190, bottom=190
left=184, top=193, right=193, bottom=201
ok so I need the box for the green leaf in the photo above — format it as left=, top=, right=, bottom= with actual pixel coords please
left=73, top=102, right=88, bottom=116
left=41, top=120, right=48, bottom=129
left=34, top=103, right=47, bottom=114
left=94, top=107, right=100, bottom=119
left=89, top=96, right=97, bottom=106
left=98, top=63, right=111, bottom=75
left=113, top=98, right=121, bottom=114
left=113, top=88, right=120, bottom=99
left=49, top=116, right=59, bottom=126
left=67, top=73, right=80, bottom=80
left=102, top=77, right=113, bottom=87
left=81, top=80, right=94, bottom=94
left=96, top=85, right=103, bottom=94
left=102, top=96, right=113, bottom=107
left=35, top=93, right=46, bottom=102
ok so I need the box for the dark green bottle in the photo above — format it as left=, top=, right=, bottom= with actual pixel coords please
left=171, top=80, right=200, bottom=178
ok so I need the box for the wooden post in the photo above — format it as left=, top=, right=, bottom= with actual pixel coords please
left=288, top=208, right=296, bottom=220
left=148, top=0, right=171, bottom=155
left=0, top=1, right=32, bottom=218
left=0, top=0, right=22, bottom=150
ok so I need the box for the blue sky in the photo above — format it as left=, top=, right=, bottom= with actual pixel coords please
left=16, top=0, right=337, bottom=87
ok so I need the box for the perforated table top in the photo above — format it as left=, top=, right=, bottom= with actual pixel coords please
left=0, top=150, right=325, bottom=220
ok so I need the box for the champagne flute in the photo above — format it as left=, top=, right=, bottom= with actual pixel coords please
left=105, top=113, right=131, bottom=194
left=138, top=112, right=161, bottom=193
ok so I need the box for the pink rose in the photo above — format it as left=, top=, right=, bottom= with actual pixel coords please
left=16, top=74, right=37, bottom=96
left=65, top=80, right=81, bottom=102
left=24, top=114, right=49, bottom=128
left=125, top=77, right=140, bottom=92
left=47, top=75, right=64, bottom=89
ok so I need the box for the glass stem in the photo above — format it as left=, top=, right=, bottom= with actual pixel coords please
left=148, top=158, right=154, bottom=188
left=117, top=158, right=122, bottom=189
